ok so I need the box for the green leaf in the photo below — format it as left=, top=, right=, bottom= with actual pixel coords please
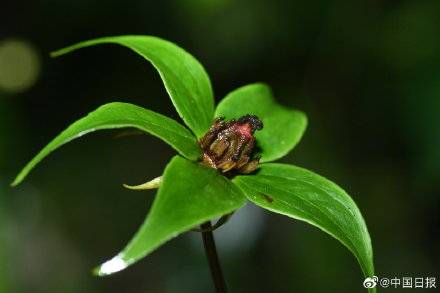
left=52, top=35, right=215, bottom=137
left=94, top=156, right=246, bottom=276
left=12, top=102, right=200, bottom=186
left=215, top=83, right=307, bottom=162
left=233, top=163, right=375, bottom=291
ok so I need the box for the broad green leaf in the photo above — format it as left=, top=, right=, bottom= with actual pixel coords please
left=12, top=102, right=200, bottom=186
left=52, top=35, right=215, bottom=137
left=94, top=156, right=246, bottom=276
left=233, top=163, right=375, bottom=292
left=215, top=83, right=307, bottom=162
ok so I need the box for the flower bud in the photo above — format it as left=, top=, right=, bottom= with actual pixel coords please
left=199, top=115, right=263, bottom=174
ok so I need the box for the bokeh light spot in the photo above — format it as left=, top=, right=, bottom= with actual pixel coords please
left=0, top=39, right=40, bottom=93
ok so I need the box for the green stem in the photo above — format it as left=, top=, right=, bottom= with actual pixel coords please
left=200, top=221, right=227, bottom=293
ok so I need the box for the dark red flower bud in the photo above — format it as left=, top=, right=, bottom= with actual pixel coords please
left=199, top=115, right=263, bottom=174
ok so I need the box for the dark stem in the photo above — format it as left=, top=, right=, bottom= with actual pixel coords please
left=200, top=221, right=227, bottom=293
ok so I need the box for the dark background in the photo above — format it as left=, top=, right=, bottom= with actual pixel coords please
left=1, top=0, right=439, bottom=292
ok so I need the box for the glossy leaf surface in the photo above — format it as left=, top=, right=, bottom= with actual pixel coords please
left=12, top=102, right=200, bottom=186
left=95, top=156, right=246, bottom=276
left=52, top=35, right=215, bottom=137
left=234, top=163, right=375, bottom=291
left=215, top=83, right=307, bottom=162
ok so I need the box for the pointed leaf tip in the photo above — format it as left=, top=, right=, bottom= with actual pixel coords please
left=94, top=255, right=129, bottom=277
left=123, top=176, right=162, bottom=190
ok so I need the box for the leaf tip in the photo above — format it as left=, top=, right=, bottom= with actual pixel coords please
left=49, top=50, right=62, bottom=58
left=122, top=176, right=161, bottom=190
left=252, top=81, right=271, bottom=88
left=10, top=175, right=23, bottom=187
left=93, top=255, right=128, bottom=277
left=91, top=267, right=100, bottom=277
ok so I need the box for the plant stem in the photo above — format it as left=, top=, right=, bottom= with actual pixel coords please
left=200, top=221, right=227, bottom=293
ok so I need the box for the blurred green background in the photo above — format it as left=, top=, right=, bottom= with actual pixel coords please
left=1, top=0, right=439, bottom=292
